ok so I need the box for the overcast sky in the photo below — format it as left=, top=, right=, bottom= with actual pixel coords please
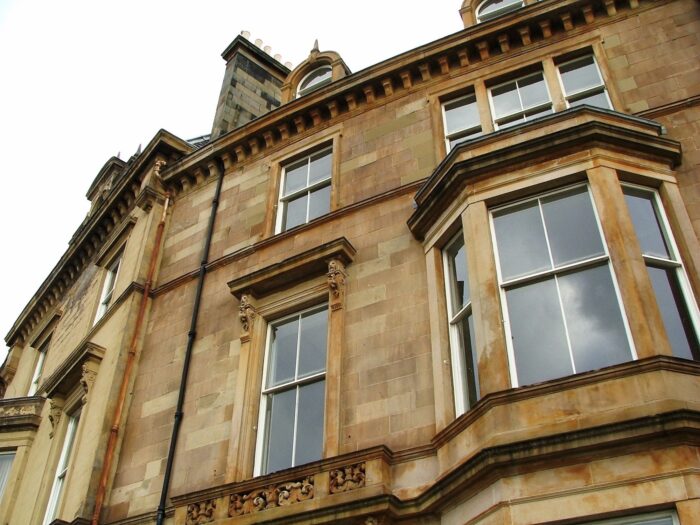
left=0, top=0, right=463, bottom=361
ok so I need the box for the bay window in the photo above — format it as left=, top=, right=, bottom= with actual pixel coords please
left=491, top=185, right=633, bottom=386
left=255, top=305, right=328, bottom=475
left=623, top=186, right=700, bottom=360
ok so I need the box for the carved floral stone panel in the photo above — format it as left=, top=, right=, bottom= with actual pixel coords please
left=329, top=462, right=366, bottom=494
left=228, top=475, right=314, bottom=516
left=186, top=499, right=216, bottom=525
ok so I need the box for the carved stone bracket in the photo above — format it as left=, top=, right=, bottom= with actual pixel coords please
left=186, top=499, right=216, bottom=525
left=327, top=258, right=347, bottom=310
left=48, top=399, right=63, bottom=439
left=329, top=462, right=366, bottom=494
left=80, top=362, right=98, bottom=405
left=228, top=475, right=314, bottom=516
left=238, top=294, right=257, bottom=340
left=359, top=516, right=391, bottom=525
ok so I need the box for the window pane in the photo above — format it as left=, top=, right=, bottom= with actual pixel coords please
left=647, top=265, right=699, bottom=360
left=541, top=187, right=605, bottom=267
left=283, top=194, right=307, bottom=231
left=456, top=314, right=479, bottom=407
left=284, top=161, right=308, bottom=196
left=299, top=67, right=332, bottom=94
left=308, top=150, right=332, bottom=185
left=518, top=73, right=549, bottom=109
left=559, top=56, right=602, bottom=95
left=623, top=189, right=671, bottom=259
left=0, top=452, right=15, bottom=500
left=493, top=200, right=551, bottom=280
left=445, top=95, right=480, bottom=135
left=308, top=185, right=331, bottom=222
left=268, top=317, right=299, bottom=387
left=507, top=278, right=572, bottom=385
left=264, top=389, right=296, bottom=473
left=524, top=107, right=552, bottom=121
left=568, top=91, right=611, bottom=109
left=479, top=0, right=522, bottom=19
left=298, top=309, right=328, bottom=378
left=559, top=265, right=632, bottom=373
left=491, top=82, right=521, bottom=118
left=294, top=380, right=325, bottom=466
left=447, top=235, right=470, bottom=311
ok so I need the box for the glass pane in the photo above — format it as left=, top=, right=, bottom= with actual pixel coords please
left=308, top=185, right=331, bottom=222
left=456, top=314, right=479, bottom=407
left=445, top=95, right=480, bottom=135
left=447, top=235, right=470, bottom=311
left=449, top=129, right=482, bottom=149
left=491, top=81, right=521, bottom=119
left=299, top=67, right=332, bottom=94
left=309, top=150, right=332, bottom=185
left=298, top=309, right=328, bottom=378
left=524, top=107, right=552, bottom=121
left=648, top=265, right=699, bottom=360
left=479, top=0, right=522, bottom=18
left=493, top=200, right=551, bottom=280
left=559, top=56, right=602, bottom=95
left=568, top=91, right=611, bottom=109
left=518, top=73, right=549, bottom=109
left=559, top=265, right=632, bottom=373
left=264, top=389, right=296, bottom=473
left=268, top=317, right=299, bottom=387
left=294, top=380, right=325, bottom=466
left=507, top=278, right=572, bottom=385
left=283, top=194, right=307, bottom=231
left=541, top=187, right=605, bottom=267
left=497, top=114, right=526, bottom=128
left=283, top=161, right=308, bottom=196
left=623, top=189, right=671, bottom=259
left=0, top=453, right=15, bottom=500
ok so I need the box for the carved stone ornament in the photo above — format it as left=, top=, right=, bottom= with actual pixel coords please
left=329, top=462, right=366, bottom=494
left=238, top=294, right=257, bottom=333
left=327, top=259, right=347, bottom=299
left=80, top=363, right=97, bottom=405
left=228, top=475, right=314, bottom=516
left=154, top=159, right=167, bottom=180
left=48, top=400, right=63, bottom=438
left=0, top=405, right=36, bottom=417
left=186, top=499, right=216, bottom=525
left=359, top=516, right=390, bottom=525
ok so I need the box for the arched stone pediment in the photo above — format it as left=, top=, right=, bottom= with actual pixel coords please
left=281, top=44, right=351, bottom=103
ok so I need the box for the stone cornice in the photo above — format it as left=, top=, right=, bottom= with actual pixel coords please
left=4, top=130, right=190, bottom=348
left=39, top=341, right=105, bottom=398
left=0, top=396, right=45, bottom=433
left=407, top=106, right=682, bottom=240
left=157, top=0, right=652, bottom=195
left=227, top=237, right=356, bottom=299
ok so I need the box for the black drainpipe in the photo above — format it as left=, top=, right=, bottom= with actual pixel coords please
left=156, top=160, right=225, bottom=525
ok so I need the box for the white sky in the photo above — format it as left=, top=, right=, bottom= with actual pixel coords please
left=0, top=0, right=463, bottom=362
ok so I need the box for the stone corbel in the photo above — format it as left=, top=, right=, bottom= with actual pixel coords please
left=80, top=361, right=99, bottom=405
left=238, top=294, right=257, bottom=342
left=48, top=398, right=64, bottom=439
left=327, top=258, right=347, bottom=311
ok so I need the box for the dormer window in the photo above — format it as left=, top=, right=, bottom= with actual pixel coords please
left=476, top=0, right=524, bottom=22
left=297, top=66, right=332, bottom=98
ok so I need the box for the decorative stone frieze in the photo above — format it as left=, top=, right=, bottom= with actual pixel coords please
left=186, top=499, right=216, bottom=525
left=228, top=475, right=314, bottom=516
left=329, top=462, right=365, bottom=494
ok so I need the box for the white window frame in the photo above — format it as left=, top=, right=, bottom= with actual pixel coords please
left=297, top=66, right=332, bottom=98
left=275, top=147, right=333, bottom=234
left=583, top=510, right=680, bottom=525
left=443, top=231, right=480, bottom=416
left=0, top=451, right=16, bottom=502
left=94, top=251, right=122, bottom=324
left=556, top=54, right=613, bottom=109
left=490, top=183, right=636, bottom=387
left=43, top=408, right=81, bottom=525
left=253, top=304, right=328, bottom=476
left=442, top=92, right=482, bottom=152
left=487, top=70, right=552, bottom=130
left=476, top=0, right=524, bottom=23
left=27, top=337, right=51, bottom=396
left=623, top=183, right=700, bottom=358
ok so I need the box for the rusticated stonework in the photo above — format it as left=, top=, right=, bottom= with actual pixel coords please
left=228, top=476, right=314, bottom=516
left=329, top=462, right=366, bottom=494
left=186, top=499, right=216, bottom=524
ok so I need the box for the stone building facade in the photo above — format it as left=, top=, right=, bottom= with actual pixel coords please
left=1, top=1, right=699, bottom=524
